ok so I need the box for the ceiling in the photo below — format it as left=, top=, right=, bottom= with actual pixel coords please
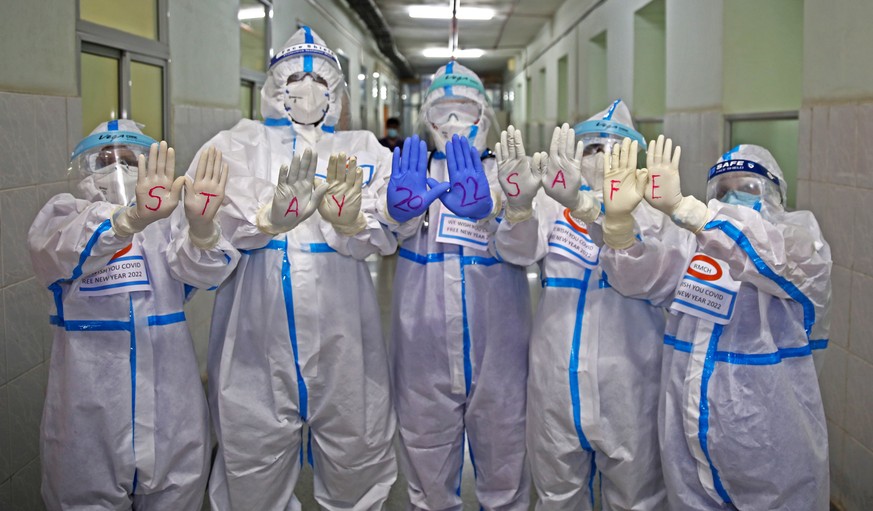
left=373, top=0, right=567, bottom=79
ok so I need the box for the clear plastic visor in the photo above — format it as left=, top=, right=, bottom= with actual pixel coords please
left=706, top=171, right=781, bottom=203
left=425, top=97, right=483, bottom=126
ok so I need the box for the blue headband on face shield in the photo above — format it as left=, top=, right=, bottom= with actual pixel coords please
left=71, top=131, right=157, bottom=160
left=269, top=42, right=342, bottom=71
left=573, top=119, right=647, bottom=150
left=707, top=159, right=780, bottom=187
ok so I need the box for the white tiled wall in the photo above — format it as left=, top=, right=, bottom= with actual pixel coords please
left=798, top=101, right=873, bottom=511
left=663, top=109, right=723, bottom=200
left=0, top=93, right=239, bottom=509
left=0, top=91, right=78, bottom=510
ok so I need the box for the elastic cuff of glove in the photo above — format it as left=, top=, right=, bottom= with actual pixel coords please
left=480, top=190, right=503, bottom=224
left=332, top=212, right=368, bottom=237
left=602, top=214, right=636, bottom=250
left=256, top=204, right=288, bottom=236
left=504, top=203, right=533, bottom=224
left=111, top=206, right=142, bottom=238
left=188, top=222, right=221, bottom=250
left=569, top=192, right=601, bottom=224
left=671, top=196, right=711, bottom=233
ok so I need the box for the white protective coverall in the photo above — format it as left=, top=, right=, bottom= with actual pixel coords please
left=387, top=61, right=532, bottom=511
left=29, top=119, right=239, bottom=510
left=192, top=27, right=398, bottom=511
left=495, top=100, right=692, bottom=510
left=600, top=144, right=832, bottom=510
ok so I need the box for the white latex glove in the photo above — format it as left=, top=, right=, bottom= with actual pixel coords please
left=602, top=137, right=648, bottom=250
left=643, top=134, right=710, bottom=233
left=112, top=141, right=185, bottom=237
left=542, top=123, right=600, bottom=223
left=318, top=152, right=367, bottom=236
left=257, top=148, right=328, bottom=235
left=495, top=125, right=541, bottom=223
left=183, top=146, right=228, bottom=248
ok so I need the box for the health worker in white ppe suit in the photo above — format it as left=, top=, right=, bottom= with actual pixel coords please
left=600, top=140, right=831, bottom=510
left=190, top=26, right=397, bottom=511
left=383, top=60, right=531, bottom=510
left=493, top=100, right=692, bottom=510
left=28, top=119, right=239, bottom=510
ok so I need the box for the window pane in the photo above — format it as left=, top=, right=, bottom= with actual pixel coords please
left=240, top=82, right=253, bottom=119
left=730, top=119, right=799, bottom=209
left=240, top=0, right=266, bottom=72
left=80, top=0, right=158, bottom=40
left=81, top=52, right=119, bottom=135
left=130, top=61, right=164, bottom=141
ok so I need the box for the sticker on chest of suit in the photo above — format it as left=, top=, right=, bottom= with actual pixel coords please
left=79, top=243, right=152, bottom=296
left=315, top=152, right=376, bottom=187
left=670, top=253, right=740, bottom=325
left=434, top=204, right=491, bottom=250
left=548, top=208, right=601, bottom=269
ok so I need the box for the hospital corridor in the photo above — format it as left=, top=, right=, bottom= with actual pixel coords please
left=1, top=0, right=872, bottom=509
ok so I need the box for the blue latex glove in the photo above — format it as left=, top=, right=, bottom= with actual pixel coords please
left=441, top=134, right=493, bottom=220
left=387, top=135, right=450, bottom=223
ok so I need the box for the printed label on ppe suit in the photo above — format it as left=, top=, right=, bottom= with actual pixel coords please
left=670, top=253, right=739, bottom=325
left=79, top=243, right=152, bottom=296
left=435, top=204, right=491, bottom=250
left=547, top=209, right=601, bottom=269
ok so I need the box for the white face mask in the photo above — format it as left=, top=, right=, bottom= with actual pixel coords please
left=77, top=164, right=138, bottom=205
left=580, top=154, right=602, bottom=191
left=429, top=113, right=488, bottom=154
left=284, top=76, right=329, bottom=125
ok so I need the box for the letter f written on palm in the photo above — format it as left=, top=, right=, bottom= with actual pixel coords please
left=602, top=137, right=648, bottom=217
left=387, top=135, right=449, bottom=224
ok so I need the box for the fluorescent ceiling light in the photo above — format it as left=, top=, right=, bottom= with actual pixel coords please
left=422, top=47, right=485, bottom=59
left=238, top=6, right=265, bottom=20
left=408, top=6, right=495, bottom=20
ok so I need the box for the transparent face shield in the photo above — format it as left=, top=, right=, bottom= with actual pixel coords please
left=69, top=130, right=156, bottom=205
left=420, top=96, right=494, bottom=152
left=706, top=160, right=783, bottom=213
left=577, top=134, right=637, bottom=191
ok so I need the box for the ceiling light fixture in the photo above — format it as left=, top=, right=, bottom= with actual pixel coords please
left=408, top=6, right=495, bottom=20
left=238, top=6, right=265, bottom=20
left=422, top=47, right=485, bottom=59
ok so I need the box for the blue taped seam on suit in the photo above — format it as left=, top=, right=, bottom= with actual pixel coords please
left=264, top=117, right=292, bottom=127
left=664, top=335, right=694, bottom=353
left=67, top=219, right=114, bottom=283
left=147, top=312, right=186, bottom=326
left=588, top=452, right=597, bottom=506
left=704, top=220, right=816, bottom=337
left=698, top=324, right=732, bottom=504
left=459, top=247, right=473, bottom=396
left=280, top=242, right=309, bottom=422
left=456, top=431, right=465, bottom=496
left=542, top=275, right=595, bottom=452
left=128, top=297, right=138, bottom=493
left=398, top=248, right=501, bottom=267
left=665, top=335, right=823, bottom=365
